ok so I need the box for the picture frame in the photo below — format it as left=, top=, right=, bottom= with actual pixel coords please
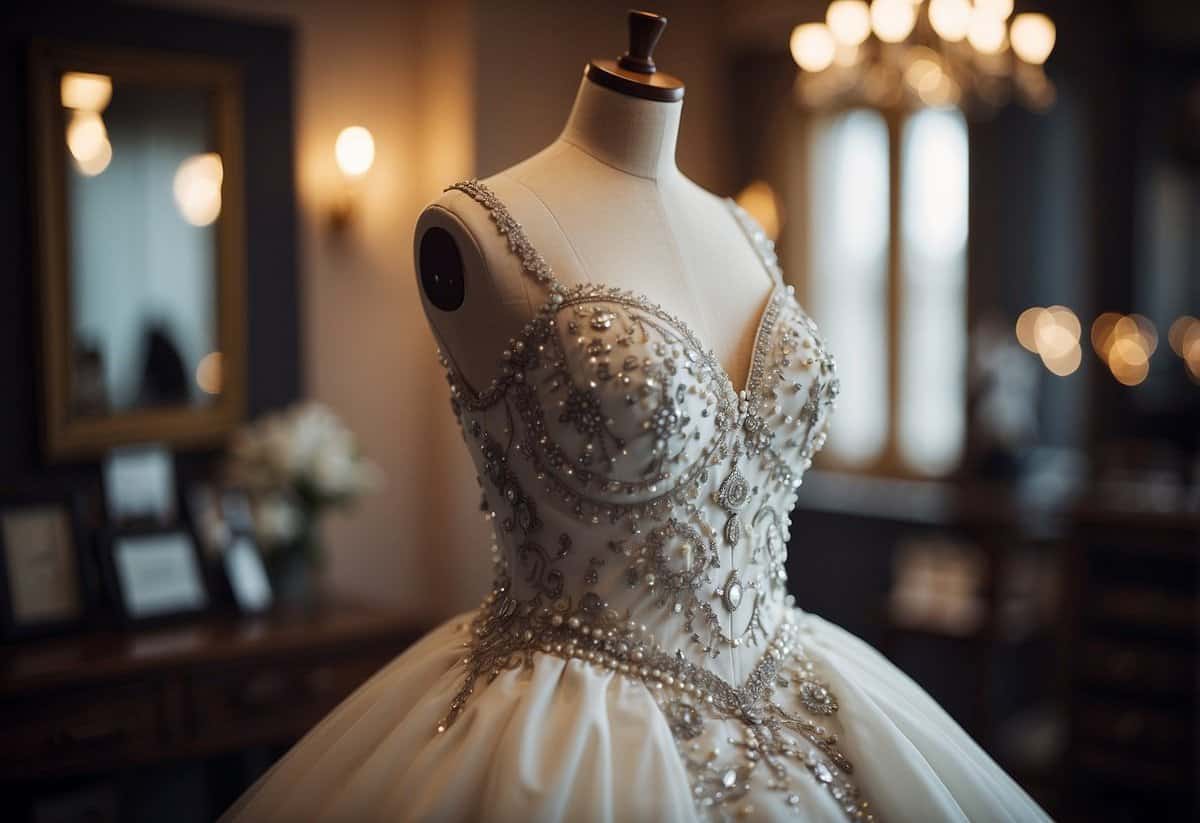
left=223, top=534, right=273, bottom=614
left=0, top=492, right=89, bottom=639
left=101, top=526, right=210, bottom=624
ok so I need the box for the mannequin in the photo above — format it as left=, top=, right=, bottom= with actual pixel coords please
left=413, top=12, right=773, bottom=397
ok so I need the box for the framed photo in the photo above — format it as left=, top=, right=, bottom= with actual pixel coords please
left=0, top=493, right=87, bottom=639
left=224, top=534, right=273, bottom=614
left=103, top=444, right=175, bottom=524
left=103, top=528, right=209, bottom=623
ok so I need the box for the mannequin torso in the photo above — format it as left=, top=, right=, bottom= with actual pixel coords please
left=413, top=77, right=774, bottom=395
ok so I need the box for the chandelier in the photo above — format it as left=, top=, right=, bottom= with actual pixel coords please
left=790, top=0, right=1058, bottom=113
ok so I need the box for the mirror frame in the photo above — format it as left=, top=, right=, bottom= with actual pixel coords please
left=29, top=41, right=247, bottom=461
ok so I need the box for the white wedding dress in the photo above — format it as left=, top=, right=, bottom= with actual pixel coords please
left=223, top=180, right=1051, bottom=823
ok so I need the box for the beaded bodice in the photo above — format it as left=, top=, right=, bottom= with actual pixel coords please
left=435, top=180, right=870, bottom=821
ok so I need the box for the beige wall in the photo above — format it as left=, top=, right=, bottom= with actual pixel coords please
left=149, top=0, right=734, bottom=623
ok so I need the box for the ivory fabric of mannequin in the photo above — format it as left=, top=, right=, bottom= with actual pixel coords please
left=222, top=73, right=1050, bottom=823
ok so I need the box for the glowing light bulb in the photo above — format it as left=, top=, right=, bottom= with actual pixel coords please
left=790, top=23, right=837, bottom=72
left=928, top=0, right=971, bottom=42
left=66, top=110, right=112, bottom=176
left=335, top=126, right=375, bottom=177
left=1010, top=13, right=1056, bottom=65
left=974, top=0, right=1014, bottom=21
left=967, top=11, right=1008, bottom=54
left=60, top=72, right=112, bottom=112
left=826, top=1, right=872, bottom=47
left=870, top=0, right=917, bottom=43
left=173, top=153, right=224, bottom=227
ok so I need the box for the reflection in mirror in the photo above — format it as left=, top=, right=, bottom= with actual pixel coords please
left=32, top=44, right=245, bottom=459
left=63, top=74, right=220, bottom=416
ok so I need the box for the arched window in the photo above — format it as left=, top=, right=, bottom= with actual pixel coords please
left=799, top=107, right=968, bottom=477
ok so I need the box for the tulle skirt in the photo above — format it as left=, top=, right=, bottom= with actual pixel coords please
left=221, top=610, right=1050, bottom=822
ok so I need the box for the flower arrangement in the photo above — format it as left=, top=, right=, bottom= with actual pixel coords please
left=228, top=402, right=379, bottom=602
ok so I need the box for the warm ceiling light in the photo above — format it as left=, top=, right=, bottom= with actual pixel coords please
left=967, top=11, right=1008, bottom=54
left=826, top=0, right=872, bottom=48
left=66, top=110, right=112, bottom=176
left=61, top=72, right=112, bottom=112
left=335, top=126, right=375, bottom=177
left=870, top=0, right=917, bottom=44
left=735, top=180, right=782, bottom=242
left=1010, top=13, right=1057, bottom=65
left=173, top=153, right=224, bottom=227
left=791, top=23, right=837, bottom=72
left=195, top=352, right=223, bottom=395
left=928, top=0, right=971, bottom=43
left=974, top=0, right=1014, bottom=21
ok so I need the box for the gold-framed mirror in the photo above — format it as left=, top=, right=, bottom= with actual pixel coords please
left=29, top=41, right=247, bottom=460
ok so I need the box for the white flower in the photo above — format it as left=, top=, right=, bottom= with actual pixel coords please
left=254, top=493, right=302, bottom=548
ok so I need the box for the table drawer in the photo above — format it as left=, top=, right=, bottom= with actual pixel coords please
left=0, top=682, right=167, bottom=779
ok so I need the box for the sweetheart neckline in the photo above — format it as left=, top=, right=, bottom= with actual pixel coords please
left=439, top=180, right=787, bottom=415
left=445, top=278, right=784, bottom=415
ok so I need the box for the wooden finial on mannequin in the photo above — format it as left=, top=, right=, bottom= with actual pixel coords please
left=585, top=10, right=685, bottom=102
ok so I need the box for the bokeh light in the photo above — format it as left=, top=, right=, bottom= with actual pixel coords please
left=335, top=125, right=375, bottom=177
left=60, top=72, right=112, bottom=112
left=791, top=23, right=837, bottom=72
left=173, top=153, right=224, bottom=227
left=870, top=0, right=917, bottom=44
left=928, top=0, right=971, bottom=42
left=1090, top=312, right=1160, bottom=386
left=66, top=110, right=112, bottom=176
left=1015, top=306, right=1083, bottom=376
left=195, top=352, right=223, bottom=395
left=1010, top=13, right=1057, bottom=65
left=966, top=11, right=1008, bottom=54
left=735, top=180, right=782, bottom=242
left=826, top=1, right=872, bottom=47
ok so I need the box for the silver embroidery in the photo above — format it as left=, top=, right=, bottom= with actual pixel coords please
left=435, top=180, right=862, bottom=821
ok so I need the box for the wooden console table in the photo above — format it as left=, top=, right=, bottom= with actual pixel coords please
left=0, top=605, right=424, bottom=783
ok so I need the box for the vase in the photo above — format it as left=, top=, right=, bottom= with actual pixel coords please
left=269, top=525, right=323, bottom=613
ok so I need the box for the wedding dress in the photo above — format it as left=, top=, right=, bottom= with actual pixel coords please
left=223, top=180, right=1051, bottom=823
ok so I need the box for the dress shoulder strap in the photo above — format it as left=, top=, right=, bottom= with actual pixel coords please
left=445, top=179, right=565, bottom=296
left=724, top=198, right=784, bottom=287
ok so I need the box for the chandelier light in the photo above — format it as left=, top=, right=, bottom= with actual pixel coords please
left=793, top=0, right=1058, bottom=113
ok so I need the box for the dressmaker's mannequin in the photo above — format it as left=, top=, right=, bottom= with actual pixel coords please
left=413, top=12, right=773, bottom=394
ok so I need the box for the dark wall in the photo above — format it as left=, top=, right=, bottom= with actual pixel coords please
left=0, top=2, right=300, bottom=488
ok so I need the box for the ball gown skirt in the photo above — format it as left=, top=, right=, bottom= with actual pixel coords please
left=222, top=179, right=1050, bottom=822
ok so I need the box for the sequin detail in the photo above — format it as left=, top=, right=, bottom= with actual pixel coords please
left=436, top=179, right=859, bottom=820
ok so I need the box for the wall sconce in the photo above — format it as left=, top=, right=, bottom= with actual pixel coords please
left=330, top=125, right=375, bottom=233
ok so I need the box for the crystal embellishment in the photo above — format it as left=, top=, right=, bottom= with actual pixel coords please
left=722, top=569, right=744, bottom=612
left=435, top=180, right=862, bottom=821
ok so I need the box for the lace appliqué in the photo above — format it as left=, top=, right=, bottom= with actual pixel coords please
left=437, top=590, right=876, bottom=822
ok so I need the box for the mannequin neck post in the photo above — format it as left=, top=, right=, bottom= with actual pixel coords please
left=559, top=77, right=682, bottom=181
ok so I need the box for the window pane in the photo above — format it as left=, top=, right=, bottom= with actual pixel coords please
left=898, top=108, right=968, bottom=475
left=807, top=110, right=890, bottom=466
